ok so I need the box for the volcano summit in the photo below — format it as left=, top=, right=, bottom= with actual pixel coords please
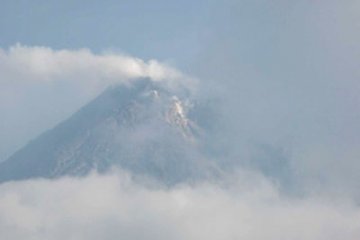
left=0, top=79, right=216, bottom=184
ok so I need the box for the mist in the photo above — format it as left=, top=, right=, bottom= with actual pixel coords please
left=188, top=0, right=360, bottom=200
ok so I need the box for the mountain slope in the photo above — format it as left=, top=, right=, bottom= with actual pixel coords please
left=0, top=79, right=215, bottom=184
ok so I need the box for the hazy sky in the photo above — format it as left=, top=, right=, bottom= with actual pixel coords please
left=0, top=0, right=212, bottom=63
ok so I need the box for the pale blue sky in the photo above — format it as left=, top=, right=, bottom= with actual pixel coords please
left=2, top=0, right=358, bottom=74
left=0, top=0, right=213, bottom=63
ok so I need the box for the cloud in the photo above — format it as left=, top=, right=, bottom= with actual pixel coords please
left=0, top=44, right=185, bottom=84
left=0, top=171, right=359, bottom=240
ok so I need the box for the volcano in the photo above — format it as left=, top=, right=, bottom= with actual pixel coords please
left=0, top=79, right=216, bottom=184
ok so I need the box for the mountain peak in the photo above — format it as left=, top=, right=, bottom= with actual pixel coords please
left=0, top=79, right=213, bottom=184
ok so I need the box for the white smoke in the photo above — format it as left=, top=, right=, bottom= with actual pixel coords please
left=0, top=44, right=186, bottom=84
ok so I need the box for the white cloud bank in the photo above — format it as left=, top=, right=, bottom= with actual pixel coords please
left=0, top=171, right=359, bottom=240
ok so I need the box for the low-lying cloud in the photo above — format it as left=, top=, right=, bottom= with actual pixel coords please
left=0, top=171, right=359, bottom=240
